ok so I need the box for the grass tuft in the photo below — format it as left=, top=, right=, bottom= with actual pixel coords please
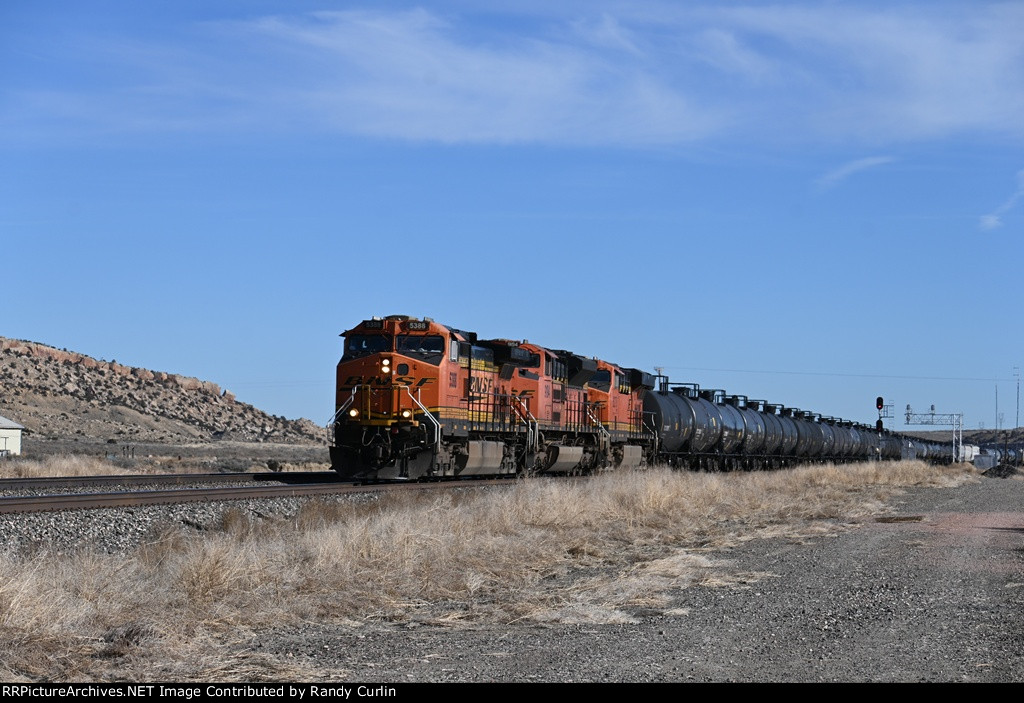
left=0, top=454, right=145, bottom=478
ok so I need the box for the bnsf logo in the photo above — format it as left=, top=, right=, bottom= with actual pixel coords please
left=342, top=376, right=435, bottom=387
left=469, top=376, right=492, bottom=394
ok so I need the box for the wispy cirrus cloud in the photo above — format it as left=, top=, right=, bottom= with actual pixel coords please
left=696, top=3, right=1024, bottom=141
left=816, top=156, right=895, bottom=189
left=238, top=9, right=720, bottom=145
left=569, top=13, right=644, bottom=56
left=980, top=169, right=1024, bottom=230
left=3, top=3, right=1023, bottom=147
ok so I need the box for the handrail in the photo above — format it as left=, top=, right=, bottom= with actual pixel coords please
left=327, top=384, right=441, bottom=457
left=509, top=395, right=539, bottom=453
left=404, top=385, right=441, bottom=453
left=641, top=410, right=659, bottom=456
left=325, top=387, right=358, bottom=427
left=586, top=405, right=611, bottom=443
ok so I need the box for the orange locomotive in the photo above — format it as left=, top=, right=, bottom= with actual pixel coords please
left=329, top=315, right=655, bottom=479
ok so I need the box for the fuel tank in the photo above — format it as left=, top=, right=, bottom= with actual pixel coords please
left=702, top=389, right=743, bottom=454
left=642, top=390, right=695, bottom=453
left=726, top=396, right=766, bottom=455
left=774, top=407, right=800, bottom=455
left=682, top=387, right=723, bottom=453
left=642, top=384, right=723, bottom=454
left=752, top=401, right=784, bottom=455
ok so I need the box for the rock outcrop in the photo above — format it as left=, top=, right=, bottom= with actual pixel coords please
left=0, top=337, right=326, bottom=445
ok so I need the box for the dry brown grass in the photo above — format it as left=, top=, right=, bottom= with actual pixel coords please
left=0, top=453, right=332, bottom=478
left=0, top=454, right=151, bottom=478
left=0, top=460, right=978, bottom=680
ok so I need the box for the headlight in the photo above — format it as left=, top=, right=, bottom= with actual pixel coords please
left=401, top=409, right=412, bottom=418
left=348, top=409, right=359, bottom=418
left=381, top=358, right=391, bottom=366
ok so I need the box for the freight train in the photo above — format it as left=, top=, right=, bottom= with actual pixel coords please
left=328, top=315, right=954, bottom=479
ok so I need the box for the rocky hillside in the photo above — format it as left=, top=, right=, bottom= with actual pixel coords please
left=0, top=337, right=326, bottom=445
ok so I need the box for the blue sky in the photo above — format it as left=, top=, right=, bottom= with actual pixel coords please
left=3, top=1, right=1022, bottom=432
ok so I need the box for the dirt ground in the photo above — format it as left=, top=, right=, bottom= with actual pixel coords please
left=246, top=475, right=1024, bottom=682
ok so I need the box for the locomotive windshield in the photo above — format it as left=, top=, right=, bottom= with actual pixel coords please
left=588, top=369, right=611, bottom=392
left=343, top=334, right=391, bottom=360
left=396, top=335, right=445, bottom=364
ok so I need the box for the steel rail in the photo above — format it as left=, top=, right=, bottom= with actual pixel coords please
left=0, top=476, right=516, bottom=514
left=0, top=471, right=342, bottom=492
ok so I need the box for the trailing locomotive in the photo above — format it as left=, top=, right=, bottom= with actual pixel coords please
left=328, top=315, right=953, bottom=479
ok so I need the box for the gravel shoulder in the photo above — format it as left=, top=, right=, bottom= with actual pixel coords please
left=253, top=476, right=1024, bottom=683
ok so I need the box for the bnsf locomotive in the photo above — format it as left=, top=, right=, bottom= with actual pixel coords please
left=328, top=315, right=953, bottom=479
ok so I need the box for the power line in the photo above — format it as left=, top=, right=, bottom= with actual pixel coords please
left=658, top=366, right=1007, bottom=383
left=221, top=380, right=323, bottom=388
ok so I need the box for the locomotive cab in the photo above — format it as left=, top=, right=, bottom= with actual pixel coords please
left=335, top=318, right=445, bottom=426
left=330, top=315, right=459, bottom=479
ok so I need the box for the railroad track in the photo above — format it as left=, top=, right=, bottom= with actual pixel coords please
left=0, top=470, right=342, bottom=492
left=0, top=472, right=515, bottom=514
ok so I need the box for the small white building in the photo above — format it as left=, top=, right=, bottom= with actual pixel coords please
left=0, top=414, right=24, bottom=457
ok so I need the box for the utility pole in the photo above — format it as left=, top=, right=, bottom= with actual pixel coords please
left=1015, top=366, right=1020, bottom=430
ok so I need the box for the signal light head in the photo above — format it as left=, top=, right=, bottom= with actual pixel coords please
left=876, top=396, right=884, bottom=411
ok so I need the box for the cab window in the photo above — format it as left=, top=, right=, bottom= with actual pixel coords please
left=396, top=335, right=445, bottom=364
left=344, top=334, right=391, bottom=360
left=588, top=369, right=611, bottom=392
